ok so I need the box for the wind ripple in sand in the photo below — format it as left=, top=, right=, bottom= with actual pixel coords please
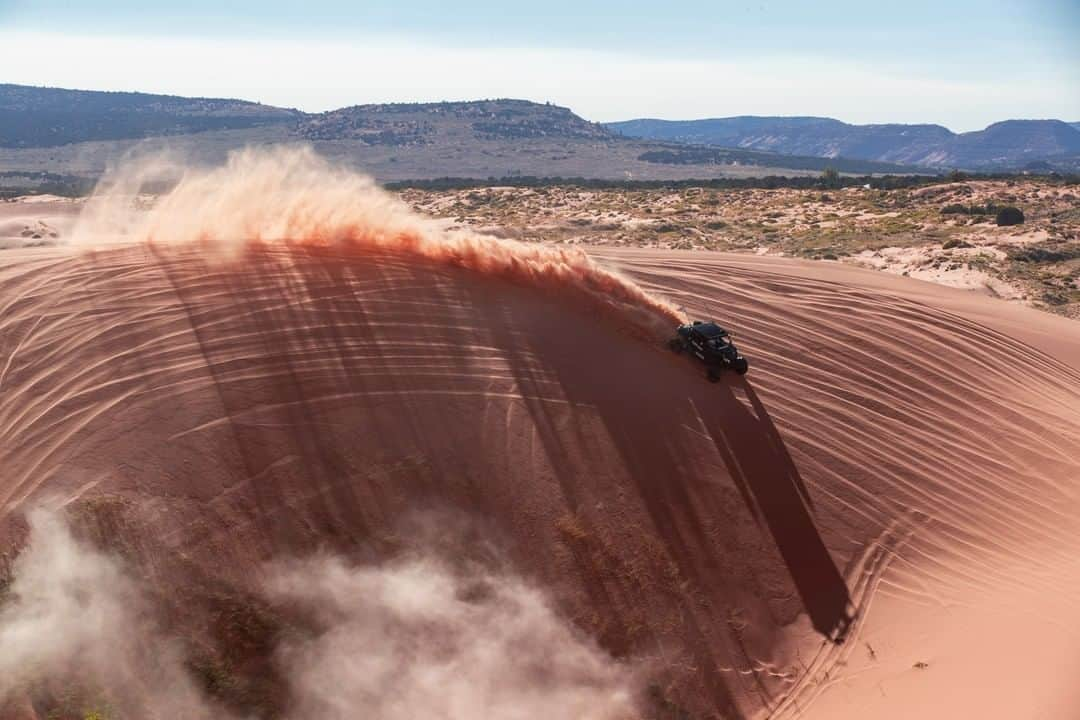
left=2, top=201, right=1079, bottom=716
left=2, top=242, right=1079, bottom=717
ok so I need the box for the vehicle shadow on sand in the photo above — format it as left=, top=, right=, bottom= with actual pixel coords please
left=701, top=378, right=854, bottom=643
left=481, top=286, right=854, bottom=715
left=155, top=245, right=852, bottom=717
left=497, top=297, right=854, bottom=641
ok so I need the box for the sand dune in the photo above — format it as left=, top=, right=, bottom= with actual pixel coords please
left=1, top=237, right=1078, bottom=717
left=0, top=197, right=80, bottom=249
left=1, top=153, right=1078, bottom=717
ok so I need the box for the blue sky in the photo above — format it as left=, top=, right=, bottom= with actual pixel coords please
left=1, top=0, right=1077, bottom=130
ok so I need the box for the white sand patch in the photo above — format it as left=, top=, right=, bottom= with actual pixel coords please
left=848, top=246, right=1025, bottom=300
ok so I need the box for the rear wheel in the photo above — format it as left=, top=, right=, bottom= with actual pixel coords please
left=668, top=338, right=684, bottom=353
left=706, top=366, right=721, bottom=383
left=734, top=358, right=749, bottom=375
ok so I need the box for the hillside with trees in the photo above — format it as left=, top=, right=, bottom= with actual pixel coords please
left=608, top=116, right=1080, bottom=170
left=0, top=84, right=301, bottom=148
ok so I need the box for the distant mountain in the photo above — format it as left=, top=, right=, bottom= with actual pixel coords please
left=606, top=117, right=953, bottom=166
left=295, top=99, right=613, bottom=145
left=4, top=83, right=1076, bottom=175
left=607, top=116, right=1080, bottom=170
left=949, top=120, right=1080, bottom=168
left=292, top=101, right=913, bottom=170
left=0, top=84, right=301, bottom=148
left=0, top=86, right=613, bottom=151
left=1, top=85, right=927, bottom=182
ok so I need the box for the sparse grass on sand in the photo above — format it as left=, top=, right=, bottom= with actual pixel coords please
left=402, top=178, right=1080, bottom=318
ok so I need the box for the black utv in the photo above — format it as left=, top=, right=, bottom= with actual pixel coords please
left=669, top=321, right=749, bottom=380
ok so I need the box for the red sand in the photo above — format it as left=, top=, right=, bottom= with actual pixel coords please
left=1, top=236, right=1078, bottom=717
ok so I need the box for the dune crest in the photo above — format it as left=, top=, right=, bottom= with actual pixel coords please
left=4, top=152, right=1079, bottom=717
left=73, top=147, right=685, bottom=329
left=0, top=237, right=1078, bottom=718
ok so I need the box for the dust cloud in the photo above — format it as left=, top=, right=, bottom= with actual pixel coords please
left=0, top=510, right=639, bottom=719
left=0, top=508, right=227, bottom=719
left=71, top=146, right=685, bottom=328
left=269, top=554, right=638, bottom=720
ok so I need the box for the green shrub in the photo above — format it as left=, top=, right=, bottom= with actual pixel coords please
left=943, top=202, right=999, bottom=216
left=1010, top=244, right=1080, bottom=262
left=995, top=206, right=1024, bottom=226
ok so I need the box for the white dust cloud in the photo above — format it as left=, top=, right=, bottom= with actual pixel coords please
left=0, top=510, right=639, bottom=719
left=269, top=554, right=638, bottom=720
left=71, top=146, right=685, bottom=327
left=0, top=508, right=226, bottom=719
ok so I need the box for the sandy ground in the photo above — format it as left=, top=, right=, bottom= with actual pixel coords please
left=602, top=250, right=1080, bottom=718
left=402, top=179, right=1080, bottom=318
left=1, top=233, right=1078, bottom=717
left=6, top=179, right=1079, bottom=316
left=1, top=152, right=1078, bottom=718
left=0, top=196, right=81, bottom=249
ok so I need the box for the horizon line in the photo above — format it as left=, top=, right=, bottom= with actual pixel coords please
left=4, top=81, right=1077, bottom=137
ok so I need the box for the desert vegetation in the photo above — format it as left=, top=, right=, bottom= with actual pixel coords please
left=402, top=176, right=1080, bottom=317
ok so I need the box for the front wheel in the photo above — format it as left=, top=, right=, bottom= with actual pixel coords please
left=733, top=358, right=749, bottom=375
left=706, top=366, right=721, bottom=383
left=668, top=338, right=684, bottom=354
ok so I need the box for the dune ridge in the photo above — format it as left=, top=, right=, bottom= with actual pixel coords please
left=0, top=161, right=1078, bottom=717
left=72, top=147, right=685, bottom=330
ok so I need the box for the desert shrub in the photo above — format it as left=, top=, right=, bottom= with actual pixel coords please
left=188, top=656, right=238, bottom=697
left=1010, top=244, right=1080, bottom=263
left=942, top=238, right=972, bottom=249
left=995, top=206, right=1025, bottom=226
left=942, top=202, right=1002, bottom=217
left=647, top=683, right=693, bottom=720
left=555, top=514, right=589, bottom=543
left=1042, top=291, right=1069, bottom=306
left=820, top=167, right=841, bottom=189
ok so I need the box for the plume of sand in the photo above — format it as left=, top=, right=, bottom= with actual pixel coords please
left=0, top=508, right=228, bottom=719
left=71, top=146, right=686, bottom=329
left=0, top=509, right=639, bottom=719
left=267, top=553, right=639, bottom=720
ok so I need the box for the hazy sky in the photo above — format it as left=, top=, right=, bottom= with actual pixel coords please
left=1, top=0, right=1077, bottom=130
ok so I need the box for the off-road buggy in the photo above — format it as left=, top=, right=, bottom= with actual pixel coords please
left=669, top=321, right=749, bottom=381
